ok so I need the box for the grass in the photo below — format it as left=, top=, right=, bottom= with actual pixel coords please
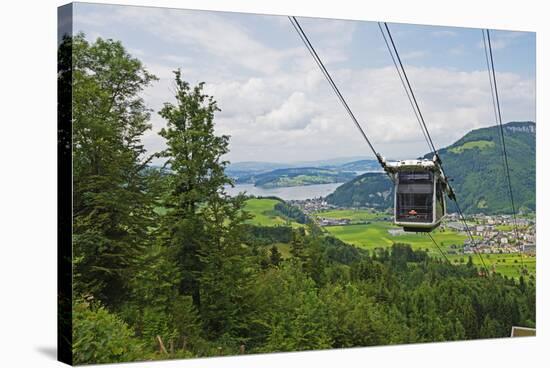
left=321, top=208, right=536, bottom=279
left=494, top=224, right=529, bottom=232
left=269, top=243, right=292, bottom=259
left=326, top=221, right=535, bottom=278
left=314, top=208, right=390, bottom=223
left=448, top=253, right=536, bottom=279
left=324, top=222, right=469, bottom=257
left=449, top=140, right=495, bottom=154
left=244, top=198, right=303, bottom=228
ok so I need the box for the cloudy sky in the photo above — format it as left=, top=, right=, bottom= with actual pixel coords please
left=73, top=3, right=535, bottom=163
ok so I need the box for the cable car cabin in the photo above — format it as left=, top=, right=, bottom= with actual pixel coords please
left=385, top=159, right=447, bottom=232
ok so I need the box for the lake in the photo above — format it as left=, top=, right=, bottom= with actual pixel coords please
left=225, top=182, right=343, bottom=201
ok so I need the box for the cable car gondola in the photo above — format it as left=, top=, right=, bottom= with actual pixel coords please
left=382, top=156, right=454, bottom=232
left=289, top=17, right=505, bottom=271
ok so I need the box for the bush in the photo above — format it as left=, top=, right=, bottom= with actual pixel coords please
left=73, top=299, right=144, bottom=364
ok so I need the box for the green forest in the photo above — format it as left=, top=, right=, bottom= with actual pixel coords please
left=63, top=34, right=535, bottom=365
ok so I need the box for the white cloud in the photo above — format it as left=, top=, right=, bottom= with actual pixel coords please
left=449, top=45, right=465, bottom=56
left=75, top=4, right=535, bottom=163
left=143, top=62, right=534, bottom=163
left=78, top=6, right=296, bottom=74
left=401, top=50, right=428, bottom=60
left=256, top=92, right=315, bottom=130
left=433, top=30, right=458, bottom=38
left=477, top=30, right=527, bottom=51
left=203, top=65, right=534, bottom=162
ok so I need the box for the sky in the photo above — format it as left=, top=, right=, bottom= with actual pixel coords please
left=73, top=3, right=536, bottom=164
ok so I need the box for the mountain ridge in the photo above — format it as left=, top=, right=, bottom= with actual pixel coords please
left=326, top=121, right=535, bottom=214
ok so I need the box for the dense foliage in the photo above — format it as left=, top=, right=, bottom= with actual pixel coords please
left=244, top=224, right=293, bottom=245
left=436, top=122, right=535, bottom=213
left=67, top=35, right=536, bottom=365
left=327, top=122, right=536, bottom=214
left=274, top=201, right=308, bottom=224
left=326, top=172, right=393, bottom=208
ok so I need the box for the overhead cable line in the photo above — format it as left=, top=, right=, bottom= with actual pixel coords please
left=483, top=29, right=523, bottom=257
left=380, top=23, right=490, bottom=274
left=453, top=201, right=490, bottom=275
left=290, top=16, right=490, bottom=272
left=377, top=22, right=432, bottom=156
left=481, top=30, right=504, bottom=165
left=427, top=233, right=450, bottom=265
left=288, top=16, right=384, bottom=167
left=382, top=22, right=438, bottom=158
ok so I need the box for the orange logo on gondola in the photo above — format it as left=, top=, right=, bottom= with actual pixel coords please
left=408, top=209, right=417, bottom=215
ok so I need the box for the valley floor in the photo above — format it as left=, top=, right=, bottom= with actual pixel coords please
left=244, top=198, right=536, bottom=279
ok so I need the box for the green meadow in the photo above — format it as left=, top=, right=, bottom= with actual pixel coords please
left=244, top=206, right=536, bottom=278
left=448, top=253, right=536, bottom=278
left=314, top=208, right=390, bottom=222
left=244, top=198, right=304, bottom=228
left=448, top=139, right=495, bottom=154
left=325, top=221, right=535, bottom=278
left=324, top=222, right=467, bottom=257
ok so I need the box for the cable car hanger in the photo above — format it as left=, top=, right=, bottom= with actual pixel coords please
left=288, top=16, right=518, bottom=275
left=289, top=16, right=454, bottom=233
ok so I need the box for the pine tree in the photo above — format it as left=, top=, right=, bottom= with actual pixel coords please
left=198, top=194, right=255, bottom=339
left=157, top=71, right=254, bottom=341
left=157, top=70, right=232, bottom=306
left=269, top=245, right=283, bottom=266
left=71, top=34, right=158, bottom=306
left=290, top=227, right=308, bottom=267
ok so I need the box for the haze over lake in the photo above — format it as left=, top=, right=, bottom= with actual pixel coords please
left=226, top=183, right=343, bottom=200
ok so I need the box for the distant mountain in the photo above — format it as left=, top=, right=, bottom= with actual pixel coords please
left=227, top=156, right=371, bottom=172
left=334, top=159, right=384, bottom=172
left=327, top=121, right=536, bottom=214
left=250, top=167, right=357, bottom=188
left=227, top=158, right=380, bottom=186
left=226, top=162, right=290, bottom=182
left=325, top=172, right=393, bottom=208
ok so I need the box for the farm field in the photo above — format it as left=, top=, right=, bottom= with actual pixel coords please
left=448, top=253, right=536, bottom=279
left=247, top=205, right=535, bottom=278
left=324, top=222, right=468, bottom=257
left=321, top=208, right=536, bottom=278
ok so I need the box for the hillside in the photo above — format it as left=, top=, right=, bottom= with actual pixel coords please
left=327, top=121, right=535, bottom=214
left=240, top=167, right=357, bottom=188
left=228, top=159, right=380, bottom=186
left=245, top=198, right=306, bottom=225
left=325, top=172, right=393, bottom=208
left=331, top=159, right=383, bottom=172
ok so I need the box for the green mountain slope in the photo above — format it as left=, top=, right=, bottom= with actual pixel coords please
left=325, top=173, right=393, bottom=208
left=240, top=167, right=357, bottom=188
left=327, top=121, right=535, bottom=214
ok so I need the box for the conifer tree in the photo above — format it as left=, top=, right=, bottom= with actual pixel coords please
left=71, top=34, right=158, bottom=306
left=157, top=70, right=232, bottom=306
left=157, top=72, right=254, bottom=343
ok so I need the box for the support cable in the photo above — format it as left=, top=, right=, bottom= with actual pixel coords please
left=380, top=23, right=490, bottom=274
left=382, top=23, right=438, bottom=157
left=378, top=22, right=432, bottom=155
left=289, top=16, right=381, bottom=162
left=427, top=233, right=450, bottom=264
left=484, top=29, right=523, bottom=259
